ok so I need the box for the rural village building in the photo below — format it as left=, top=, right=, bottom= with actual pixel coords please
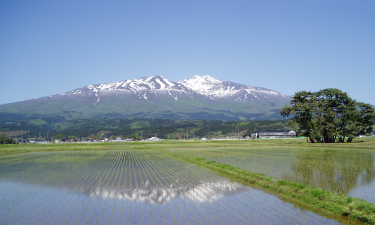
left=251, top=130, right=296, bottom=139
left=148, top=137, right=161, bottom=141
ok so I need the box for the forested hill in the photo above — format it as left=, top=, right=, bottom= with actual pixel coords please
left=0, top=112, right=292, bottom=139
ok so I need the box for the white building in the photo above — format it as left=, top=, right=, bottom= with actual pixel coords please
left=251, top=130, right=296, bottom=139
left=148, top=137, right=161, bottom=141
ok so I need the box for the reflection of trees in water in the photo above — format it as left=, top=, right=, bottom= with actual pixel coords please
left=282, top=149, right=375, bottom=193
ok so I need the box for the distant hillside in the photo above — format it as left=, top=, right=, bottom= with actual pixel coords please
left=0, top=75, right=291, bottom=121
left=0, top=112, right=292, bottom=139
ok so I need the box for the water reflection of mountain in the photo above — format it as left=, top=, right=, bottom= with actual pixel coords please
left=5, top=174, right=248, bottom=204
left=0, top=151, right=249, bottom=204
left=89, top=180, right=247, bottom=204
left=282, top=149, right=375, bottom=194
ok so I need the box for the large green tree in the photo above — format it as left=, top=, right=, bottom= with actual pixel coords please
left=281, top=88, right=375, bottom=143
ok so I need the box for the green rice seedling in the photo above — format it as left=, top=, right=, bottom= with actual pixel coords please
left=3, top=153, right=90, bottom=224
left=85, top=153, right=120, bottom=225
left=107, top=151, right=126, bottom=225
left=97, top=151, right=120, bottom=224
left=46, top=153, right=112, bottom=224
left=117, top=151, right=130, bottom=225
left=138, top=155, right=175, bottom=225
left=148, top=153, right=216, bottom=222
left=136, top=151, right=197, bottom=224
left=63, top=153, right=115, bottom=224
left=129, top=151, right=142, bottom=225
left=94, top=153, right=122, bottom=225
left=143, top=152, right=223, bottom=224
left=136, top=152, right=182, bottom=225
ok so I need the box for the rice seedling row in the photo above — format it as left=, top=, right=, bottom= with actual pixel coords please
left=150, top=152, right=242, bottom=224
left=2, top=154, right=91, bottom=224
left=135, top=151, right=169, bottom=225
left=131, top=151, right=200, bottom=224
left=46, top=152, right=113, bottom=224
left=105, top=152, right=126, bottom=225
left=150, top=151, right=275, bottom=224
left=146, top=151, right=261, bottom=224
left=141, top=152, right=210, bottom=225
left=141, top=151, right=220, bottom=224
left=83, top=152, right=122, bottom=225
left=94, top=152, right=124, bottom=225
left=136, top=154, right=179, bottom=225
left=17, top=153, right=106, bottom=224
left=116, top=153, right=128, bottom=225
left=143, top=152, right=230, bottom=224
left=42, top=153, right=113, bottom=224
left=135, top=154, right=165, bottom=225
left=128, top=151, right=142, bottom=225
left=59, top=153, right=117, bottom=225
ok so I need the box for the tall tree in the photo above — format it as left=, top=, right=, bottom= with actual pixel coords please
left=280, top=91, right=319, bottom=142
left=281, top=88, right=375, bottom=143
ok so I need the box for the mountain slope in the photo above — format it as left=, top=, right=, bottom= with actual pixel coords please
left=0, top=75, right=291, bottom=120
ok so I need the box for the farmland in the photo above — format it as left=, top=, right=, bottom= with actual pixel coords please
left=0, top=149, right=344, bottom=225
left=166, top=146, right=375, bottom=203
left=0, top=138, right=375, bottom=224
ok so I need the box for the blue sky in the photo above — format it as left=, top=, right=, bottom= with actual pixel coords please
left=1, top=0, right=374, bottom=105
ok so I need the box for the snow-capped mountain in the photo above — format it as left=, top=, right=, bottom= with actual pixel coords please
left=179, top=75, right=287, bottom=102
left=64, top=75, right=288, bottom=103
left=68, top=76, right=191, bottom=96
left=0, top=75, right=291, bottom=120
left=65, top=76, right=200, bottom=103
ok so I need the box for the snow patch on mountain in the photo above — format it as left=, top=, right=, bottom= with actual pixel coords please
left=178, top=75, right=221, bottom=97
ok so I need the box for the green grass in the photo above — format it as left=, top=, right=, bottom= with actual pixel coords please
left=1, top=137, right=375, bottom=156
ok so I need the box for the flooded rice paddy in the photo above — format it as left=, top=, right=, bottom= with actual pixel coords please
left=0, top=150, right=341, bottom=225
left=170, top=146, right=375, bottom=204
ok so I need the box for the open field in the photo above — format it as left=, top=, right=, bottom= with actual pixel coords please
left=1, top=138, right=375, bottom=224
left=1, top=137, right=375, bottom=156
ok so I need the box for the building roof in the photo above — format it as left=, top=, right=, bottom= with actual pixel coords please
left=252, top=130, right=295, bottom=134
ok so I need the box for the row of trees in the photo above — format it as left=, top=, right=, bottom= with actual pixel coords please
left=0, top=134, right=17, bottom=144
left=281, top=88, right=375, bottom=143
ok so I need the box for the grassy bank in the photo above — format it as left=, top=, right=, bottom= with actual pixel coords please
left=161, top=149, right=375, bottom=224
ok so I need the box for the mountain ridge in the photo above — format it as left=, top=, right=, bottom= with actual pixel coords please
left=0, top=75, right=291, bottom=121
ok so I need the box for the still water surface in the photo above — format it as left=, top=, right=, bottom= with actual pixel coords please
left=172, top=146, right=375, bottom=203
left=0, top=150, right=341, bottom=224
